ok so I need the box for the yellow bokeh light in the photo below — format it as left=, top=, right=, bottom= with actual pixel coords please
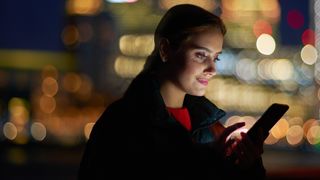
left=39, top=96, right=56, bottom=114
left=256, top=34, right=276, bottom=55
left=114, top=56, right=146, bottom=78
left=66, top=0, right=103, bottom=15
left=257, top=59, right=274, bottom=80
left=300, top=44, right=318, bottom=65
left=160, top=0, right=216, bottom=11
left=303, top=119, right=319, bottom=137
left=31, top=122, right=47, bottom=141
left=41, top=65, right=58, bottom=80
left=286, top=125, right=304, bottom=146
left=9, top=98, right=29, bottom=126
left=306, top=125, right=320, bottom=145
left=3, top=122, right=18, bottom=140
left=222, top=0, right=260, bottom=11
left=288, top=117, right=304, bottom=127
left=84, top=122, right=95, bottom=140
left=62, top=25, right=79, bottom=46
left=42, top=77, right=59, bottom=97
left=260, top=0, right=280, bottom=21
left=264, top=133, right=279, bottom=145
left=271, top=59, right=293, bottom=80
left=119, top=34, right=154, bottom=57
left=62, top=73, right=82, bottom=93
left=270, top=118, right=289, bottom=139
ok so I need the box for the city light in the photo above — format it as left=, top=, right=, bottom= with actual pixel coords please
left=256, top=34, right=276, bottom=55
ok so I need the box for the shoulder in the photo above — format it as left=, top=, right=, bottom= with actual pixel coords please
left=90, top=98, right=127, bottom=134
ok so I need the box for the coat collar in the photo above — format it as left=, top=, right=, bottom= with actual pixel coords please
left=123, top=71, right=226, bottom=132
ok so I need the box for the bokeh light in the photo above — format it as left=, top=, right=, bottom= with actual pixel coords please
left=3, top=122, right=18, bottom=140
left=253, top=19, right=273, bottom=37
left=62, top=73, right=82, bottom=93
left=300, top=44, right=318, bottom=65
left=270, top=118, right=289, bottom=139
left=271, top=59, right=293, bottom=80
left=42, top=77, right=59, bottom=97
left=41, top=65, right=58, bottom=80
left=114, top=56, right=145, bottom=78
left=256, top=34, right=276, bottom=55
left=302, top=29, right=315, bottom=46
left=119, top=34, right=154, bottom=57
left=66, top=0, right=103, bottom=15
left=235, top=58, right=257, bottom=82
left=31, top=122, right=47, bottom=141
left=286, top=125, right=304, bottom=146
left=62, top=25, right=79, bottom=46
left=264, top=133, right=279, bottom=145
left=39, top=96, right=56, bottom=114
left=287, top=10, right=304, bottom=29
left=159, top=0, right=215, bottom=11
left=306, top=125, right=320, bottom=145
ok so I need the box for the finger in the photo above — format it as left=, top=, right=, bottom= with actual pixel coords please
left=225, top=137, right=236, bottom=148
left=221, top=122, right=245, bottom=142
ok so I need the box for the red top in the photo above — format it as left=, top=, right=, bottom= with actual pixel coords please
left=167, top=107, right=192, bottom=131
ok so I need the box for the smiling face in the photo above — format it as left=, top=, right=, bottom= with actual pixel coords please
left=166, top=28, right=224, bottom=96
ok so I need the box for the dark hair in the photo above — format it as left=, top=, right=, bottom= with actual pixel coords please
left=143, top=4, right=226, bottom=74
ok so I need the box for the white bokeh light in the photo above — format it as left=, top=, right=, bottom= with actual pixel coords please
left=256, top=34, right=276, bottom=55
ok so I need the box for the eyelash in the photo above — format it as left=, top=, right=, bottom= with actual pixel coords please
left=195, top=52, right=220, bottom=62
left=195, top=53, right=207, bottom=60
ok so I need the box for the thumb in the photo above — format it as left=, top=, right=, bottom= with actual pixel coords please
left=221, top=122, right=245, bottom=142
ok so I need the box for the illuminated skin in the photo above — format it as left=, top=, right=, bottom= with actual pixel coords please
left=159, top=28, right=263, bottom=167
left=160, top=28, right=223, bottom=108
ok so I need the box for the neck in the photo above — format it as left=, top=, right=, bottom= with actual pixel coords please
left=160, top=80, right=185, bottom=108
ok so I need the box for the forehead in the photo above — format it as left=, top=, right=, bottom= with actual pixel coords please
left=182, top=29, right=224, bottom=53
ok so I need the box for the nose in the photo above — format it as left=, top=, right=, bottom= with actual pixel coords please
left=204, top=60, right=216, bottom=77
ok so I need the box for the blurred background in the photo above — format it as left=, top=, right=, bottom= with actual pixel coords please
left=0, top=0, right=320, bottom=179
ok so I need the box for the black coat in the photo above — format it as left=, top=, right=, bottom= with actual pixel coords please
left=78, top=72, right=266, bottom=179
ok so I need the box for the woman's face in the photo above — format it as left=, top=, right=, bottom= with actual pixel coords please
left=168, top=29, right=224, bottom=96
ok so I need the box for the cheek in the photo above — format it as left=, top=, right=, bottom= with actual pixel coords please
left=183, top=61, right=202, bottom=75
left=178, top=63, right=201, bottom=85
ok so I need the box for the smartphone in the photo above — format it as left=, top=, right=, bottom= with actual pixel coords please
left=247, top=103, right=289, bottom=145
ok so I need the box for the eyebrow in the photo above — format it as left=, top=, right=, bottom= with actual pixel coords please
left=190, top=44, right=222, bottom=55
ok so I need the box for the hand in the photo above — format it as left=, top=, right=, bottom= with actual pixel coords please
left=213, top=122, right=245, bottom=159
left=230, top=130, right=264, bottom=169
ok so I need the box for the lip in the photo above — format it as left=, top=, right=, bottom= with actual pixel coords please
left=197, top=78, right=208, bottom=86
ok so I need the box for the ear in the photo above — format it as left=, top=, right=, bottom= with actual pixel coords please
left=159, top=38, right=171, bottom=63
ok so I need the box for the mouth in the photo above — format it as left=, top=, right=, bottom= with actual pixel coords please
left=197, top=78, right=208, bottom=86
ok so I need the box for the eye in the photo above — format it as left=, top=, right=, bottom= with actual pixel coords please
left=195, top=52, right=208, bottom=62
left=214, top=56, right=220, bottom=62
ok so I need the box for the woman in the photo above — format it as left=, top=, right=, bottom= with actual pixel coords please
left=79, top=4, right=266, bottom=179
